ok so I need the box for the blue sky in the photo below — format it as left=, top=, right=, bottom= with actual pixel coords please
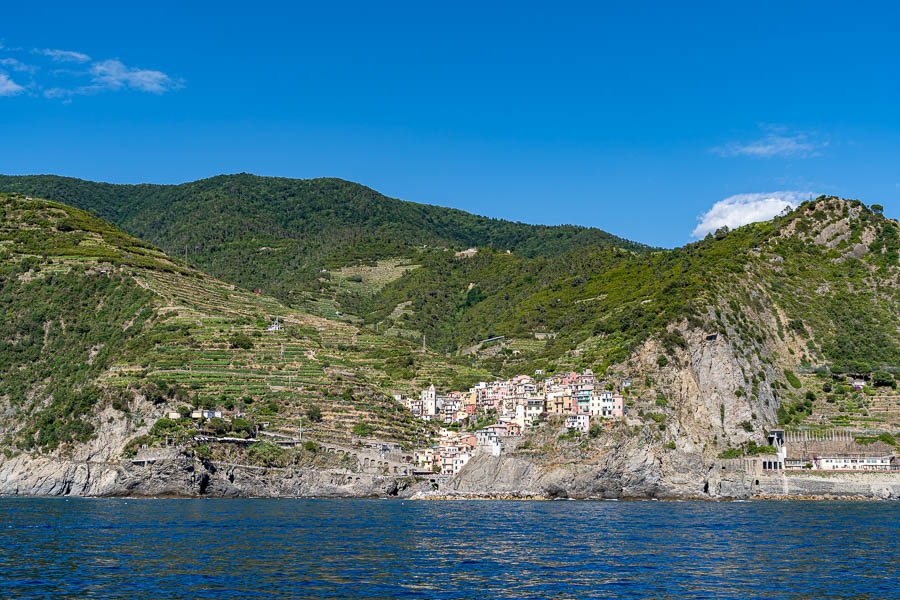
left=2, top=1, right=899, bottom=247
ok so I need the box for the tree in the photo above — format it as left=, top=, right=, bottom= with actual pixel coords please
left=307, top=405, right=323, bottom=422
left=208, top=417, right=229, bottom=435
left=231, top=417, right=254, bottom=435
left=872, top=370, right=895, bottom=387
left=229, top=333, right=253, bottom=349
left=872, top=204, right=884, bottom=215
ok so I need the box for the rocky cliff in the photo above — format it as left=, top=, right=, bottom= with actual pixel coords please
left=0, top=453, right=434, bottom=498
left=3, top=442, right=899, bottom=500
left=438, top=453, right=900, bottom=500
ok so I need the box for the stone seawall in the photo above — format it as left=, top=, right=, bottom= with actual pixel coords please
left=717, top=470, right=900, bottom=500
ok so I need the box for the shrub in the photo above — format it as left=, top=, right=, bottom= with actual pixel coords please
left=776, top=406, right=789, bottom=424
left=231, top=417, right=254, bottom=435
left=208, top=417, right=230, bottom=435
left=229, top=333, right=253, bottom=350
left=353, top=422, right=373, bottom=437
left=306, top=405, right=323, bottom=422
left=878, top=433, right=897, bottom=446
left=150, top=418, right=179, bottom=436
left=248, top=441, right=284, bottom=466
left=784, top=369, right=802, bottom=389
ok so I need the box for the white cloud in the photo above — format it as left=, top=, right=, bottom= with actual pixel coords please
left=713, top=126, right=825, bottom=159
left=691, top=191, right=815, bottom=238
left=0, top=72, right=25, bottom=96
left=2, top=44, right=181, bottom=100
left=38, top=48, right=91, bottom=63
left=42, top=87, right=74, bottom=99
left=0, top=58, right=37, bottom=73
left=42, top=59, right=179, bottom=99
left=89, top=59, right=176, bottom=93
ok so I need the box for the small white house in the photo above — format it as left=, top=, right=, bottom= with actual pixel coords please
left=191, top=409, right=222, bottom=420
left=565, top=414, right=590, bottom=435
left=817, top=455, right=893, bottom=471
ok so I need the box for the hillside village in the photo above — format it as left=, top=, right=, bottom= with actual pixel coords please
left=399, top=369, right=900, bottom=478
left=398, top=370, right=626, bottom=475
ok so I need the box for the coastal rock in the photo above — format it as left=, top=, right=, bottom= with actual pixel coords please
left=446, top=441, right=710, bottom=500
left=0, top=453, right=435, bottom=499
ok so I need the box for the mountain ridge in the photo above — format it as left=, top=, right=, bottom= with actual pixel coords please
left=0, top=173, right=650, bottom=305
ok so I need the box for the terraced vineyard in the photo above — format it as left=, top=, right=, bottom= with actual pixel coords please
left=504, top=338, right=548, bottom=355
left=103, top=266, right=490, bottom=446
left=0, top=193, right=491, bottom=458
left=799, top=392, right=900, bottom=432
left=330, top=258, right=420, bottom=297
left=774, top=370, right=900, bottom=438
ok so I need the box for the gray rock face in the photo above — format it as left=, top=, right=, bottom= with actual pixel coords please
left=446, top=440, right=711, bottom=500
left=0, top=454, right=434, bottom=499
left=439, top=447, right=900, bottom=501
left=3, top=450, right=899, bottom=500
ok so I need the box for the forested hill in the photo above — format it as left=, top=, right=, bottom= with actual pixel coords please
left=0, top=174, right=648, bottom=300
left=368, top=196, right=900, bottom=378
left=0, top=192, right=489, bottom=456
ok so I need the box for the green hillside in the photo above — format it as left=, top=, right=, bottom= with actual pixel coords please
left=368, top=196, right=900, bottom=378
left=0, top=193, right=490, bottom=463
left=0, top=174, right=648, bottom=307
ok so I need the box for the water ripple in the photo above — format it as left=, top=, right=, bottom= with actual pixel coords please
left=0, top=498, right=897, bottom=598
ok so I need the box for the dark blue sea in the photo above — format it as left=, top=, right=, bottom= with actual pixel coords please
left=1, top=498, right=896, bottom=599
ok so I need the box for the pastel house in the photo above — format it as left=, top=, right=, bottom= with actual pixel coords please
left=565, top=414, right=590, bottom=434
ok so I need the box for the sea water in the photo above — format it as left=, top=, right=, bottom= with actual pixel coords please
left=1, top=497, right=896, bottom=598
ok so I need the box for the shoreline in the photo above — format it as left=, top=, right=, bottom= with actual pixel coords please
left=3, top=453, right=900, bottom=501
left=1, top=490, right=897, bottom=501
